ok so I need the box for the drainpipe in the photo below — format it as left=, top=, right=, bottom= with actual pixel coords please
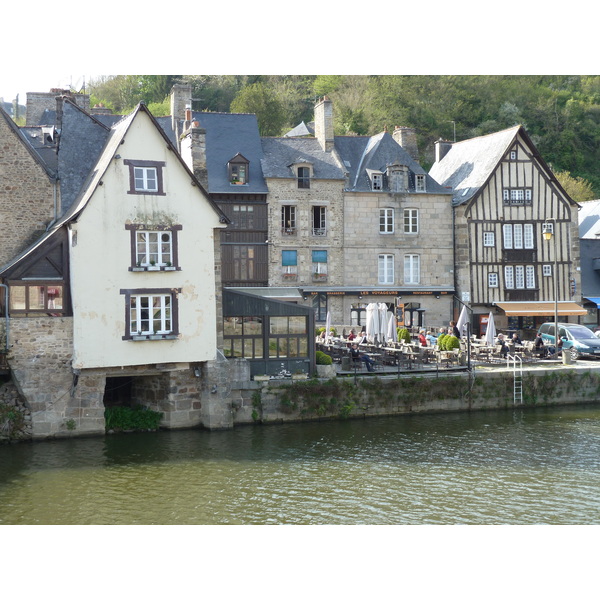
left=0, top=283, right=9, bottom=353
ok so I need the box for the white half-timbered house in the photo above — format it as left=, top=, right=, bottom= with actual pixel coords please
left=429, top=125, right=585, bottom=337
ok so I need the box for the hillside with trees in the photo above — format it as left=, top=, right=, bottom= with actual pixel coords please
left=87, top=75, right=600, bottom=200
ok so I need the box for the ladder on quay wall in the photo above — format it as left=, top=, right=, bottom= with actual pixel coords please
left=506, top=353, right=523, bottom=404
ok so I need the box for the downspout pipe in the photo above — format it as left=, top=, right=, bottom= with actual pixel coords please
left=0, top=283, right=8, bottom=353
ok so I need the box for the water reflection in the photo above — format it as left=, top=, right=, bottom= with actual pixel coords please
left=1, top=405, right=600, bottom=524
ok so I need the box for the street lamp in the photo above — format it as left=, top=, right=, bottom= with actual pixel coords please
left=542, top=219, right=559, bottom=350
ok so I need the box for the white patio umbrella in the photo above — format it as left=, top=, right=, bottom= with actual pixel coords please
left=325, top=311, right=332, bottom=340
left=456, top=305, right=469, bottom=338
left=378, top=303, right=388, bottom=343
left=365, top=303, right=379, bottom=343
left=386, top=312, right=398, bottom=343
left=484, top=311, right=496, bottom=346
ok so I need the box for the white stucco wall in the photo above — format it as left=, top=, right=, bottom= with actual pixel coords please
left=70, top=111, right=224, bottom=369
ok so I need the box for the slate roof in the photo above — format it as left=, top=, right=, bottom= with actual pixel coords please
left=260, top=137, right=345, bottom=180
left=428, top=126, right=522, bottom=205
left=188, top=111, right=268, bottom=194
left=334, top=132, right=450, bottom=194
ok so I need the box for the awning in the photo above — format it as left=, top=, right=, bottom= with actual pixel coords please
left=224, top=287, right=303, bottom=301
left=584, top=297, right=600, bottom=308
left=494, top=301, right=587, bottom=316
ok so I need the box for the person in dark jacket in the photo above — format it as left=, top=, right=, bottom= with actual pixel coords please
left=350, top=344, right=375, bottom=372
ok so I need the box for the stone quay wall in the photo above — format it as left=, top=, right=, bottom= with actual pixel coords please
left=232, top=366, right=600, bottom=426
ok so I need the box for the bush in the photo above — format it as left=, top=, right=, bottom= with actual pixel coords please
left=445, top=335, right=460, bottom=351
left=104, top=405, right=163, bottom=432
left=397, top=328, right=411, bottom=343
left=316, top=350, right=333, bottom=365
left=437, top=333, right=448, bottom=348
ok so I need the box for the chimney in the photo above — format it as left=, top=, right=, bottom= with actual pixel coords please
left=181, top=120, right=208, bottom=190
left=392, top=126, right=419, bottom=161
left=434, top=139, right=453, bottom=163
left=314, top=96, right=334, bottom=152
left=170, top=84, right=192, bottom=140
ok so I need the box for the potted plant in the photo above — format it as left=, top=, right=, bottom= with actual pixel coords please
left=148, top=260, right=160, bottom=271
left=164, top=261, right=176, bottom=271
left=315, top=350, right=336, bottom=379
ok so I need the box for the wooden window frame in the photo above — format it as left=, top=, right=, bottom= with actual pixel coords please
left=120, top=287, right=180, bottom=340
left=124, top=159, right=166, bottom=196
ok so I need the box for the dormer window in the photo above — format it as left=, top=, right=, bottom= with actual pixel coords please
left=415, top=174, right=426, bottom=192
left=368, top=170, right=383, bottom=190
left=228, top=153, right=249, bottom=185
left=387, top=164, right=408, bottom=192
left=297, top=166, right=310, bottom=189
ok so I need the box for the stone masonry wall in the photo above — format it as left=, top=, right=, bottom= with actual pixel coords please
left=0, top=114, right=56, bottom=266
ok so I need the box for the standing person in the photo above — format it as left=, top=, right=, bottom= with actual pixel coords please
left=350, top=344, right=375, bottom=372
left=450, top=320, right=460, bottom=338
left=418, top=329, right=428, bottom=347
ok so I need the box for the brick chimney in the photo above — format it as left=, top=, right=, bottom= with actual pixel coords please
left=392, top=126, right=419, bottom=162
left=314, top=96, right=334, bottom=152
left=434, top=139, right=454, bottom=163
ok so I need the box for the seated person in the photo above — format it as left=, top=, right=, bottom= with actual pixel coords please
left=511, top=333, right=522, bottom=345
left=418, top=329, right=428, bottom=347
left=534, top=333, right=547, bottom=357
left=347, top=329, right=357, bottom=341
left=425, top=330, right=437, bottom=346
left=497, top=333, right=509, bottom=357
left=350, top=343, right=375, bottom=372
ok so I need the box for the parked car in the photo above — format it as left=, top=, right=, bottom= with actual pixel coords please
left=538, top=322, right=600, bottom=360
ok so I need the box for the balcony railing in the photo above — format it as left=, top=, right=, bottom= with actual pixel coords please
left=312, top=227, right=327, bottom=236
left=281, top=227, right=297, bottom=236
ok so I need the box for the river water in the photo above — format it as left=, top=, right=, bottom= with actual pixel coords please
left=1, top=405, right=600, bottom=525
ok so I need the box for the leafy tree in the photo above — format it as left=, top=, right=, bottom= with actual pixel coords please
left=554, top=170, right=596, bottom=203
left=230, top=82, right=286, bottom=136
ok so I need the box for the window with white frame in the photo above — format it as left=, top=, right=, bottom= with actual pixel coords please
left=502, top=188, right=532, bottom=205
left=543, top=264, right=552, bottom=277
left=415, top=174, right=426, bottom=192
left=510, top=151, right=517, bottom=160
left=124, top=159, right=165, bottom=195
left=488, top=272, right=499, bottom=288
left=281, top=205, right=297, bottom=234
left=404, top=254, right=420, bottom=284
left=403, top=208, right=418, bottom=234
left=504, top=265, right=535, bottom=289
left=483, top=231, right=495, bottom=247
left=378, top=254, right=394, bottom=284
left=312, top=206, right=326, bottom=236
left=504, top=266, right=514, bottom=289
left=120, top=288, right=180, bottom=340
left=312, top=250, right=328, bottom=276
left=126, top=224, right=181, bottom=270
left=503, top=223, right=534, bottom=249
left=136, top=231, right=172, bottom=266
left=380, top=208, right=394, bottom=233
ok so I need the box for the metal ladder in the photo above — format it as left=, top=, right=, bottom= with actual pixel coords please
left=506, top=353, right=523, bottom=404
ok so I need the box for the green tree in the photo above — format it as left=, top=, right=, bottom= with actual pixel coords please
left=230, top=82, right=286, bottom=136
left=554, top=170, right=596, bottom=203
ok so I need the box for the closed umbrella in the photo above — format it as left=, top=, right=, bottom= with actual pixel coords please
left=456, top=305, right=468, bottom=338
left=387, top=312, right=397, bottom=343
left=378, top=303, right=388, bottom=344
left=325, top=311, right=333, bottom=340
left=366, top=303, right=379, bottom=343
left=484, top=312, right=496, bottom=347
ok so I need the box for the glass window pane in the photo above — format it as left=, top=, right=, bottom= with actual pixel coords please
left=29, top=286, right=45, bottom=310
left=270, top=317, right=288, bottom=334
left=289, top=316, right=306, bottom=334
left=254, top=338, right=264, bottom=358
left=10, top=286, right=26, bottom=310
